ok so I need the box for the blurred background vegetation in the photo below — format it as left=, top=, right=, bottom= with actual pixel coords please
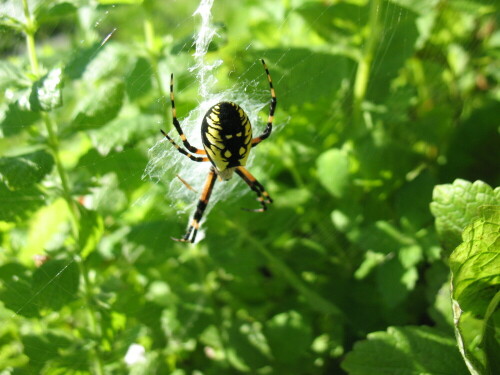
left=0, top=0, right=499, bottom=374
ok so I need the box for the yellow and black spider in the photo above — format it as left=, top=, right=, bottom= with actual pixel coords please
left=161, top=59, right=277, bottom=243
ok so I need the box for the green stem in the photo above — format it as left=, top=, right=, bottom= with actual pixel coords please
left=22, top=2, right=104, bottom=374
left=144, top=17, right=167, bottom=103
left=352, top=0, right=382, bottom=127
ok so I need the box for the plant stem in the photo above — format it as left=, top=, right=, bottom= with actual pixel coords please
left=22, top=1, right=104, bottom=374
left=352, top=0, right=382, bottom=127
left=144, top=16, right=167, bottom=104
left=227, top=218, right=344, bottom=318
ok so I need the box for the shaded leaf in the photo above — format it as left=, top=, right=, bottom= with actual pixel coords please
left=0, top=149, right=54, bottom=189
left=77, top=205, right=104, bottom=258
left=0, top=182, right=46, bottom=222
left=0, top=102, right=40, bottom=137
left=265, top=311, right=312, bottom=364
left=71, top=79, right=125, bottom=130
left=0, top=263, right=39, bottom=318
left=32, top=259, right=80, bottom=310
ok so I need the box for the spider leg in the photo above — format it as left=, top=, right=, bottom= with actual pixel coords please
left=236, top=166, right=273, bottom=212
left=170, top=73, right=206, bottom=155
left=173, top=166, right=217, bottom=243
left=161, top=130, right=210, bottom=162
left=251, top=59, right=277, bottom=147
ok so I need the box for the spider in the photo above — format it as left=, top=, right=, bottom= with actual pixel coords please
left=161, top=59, right=277, bottom=243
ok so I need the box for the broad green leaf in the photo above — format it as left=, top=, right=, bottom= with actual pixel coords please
left=34, top=1, right=77, bottom=23
left=430, top=179, right=500, bottom=254
left=89, top=113, right=160, bottom=155
left=265, top=311, right=312, bottom=365
left=342, top=326, right=469, bottom=375
left=450, top=205, right=500, bottom=316
left=376, top=257, right=418, bottom=309
left=0, top=263, right=39, bottom=318
left=367, top=4, right=419, bottom=103
left=71, top=79, right=125, bottom=130
left=316, top=148, right=350, bottom=198
left=295, top=2, right=369, bottom=39
left=77, top=205, right=104, bottom=258
left=450, top=206, right=499, bottom=374
left=21, top=332, right=73, bottom=372
left=64, top=42, right=103, bottom=80
left=0, top=149, right=54, bottom=189
left=0, top=102, right=40, bottom=137
left=126, top=57, right=153, bottom=100
left=32, top=258, right=80, bottom=310
left=0, top=183, right=46, bottom=222
left=29, top=68, right=63, bottom=111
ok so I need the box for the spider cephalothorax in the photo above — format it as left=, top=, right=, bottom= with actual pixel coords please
left=160, top=59, right=276, bottom=243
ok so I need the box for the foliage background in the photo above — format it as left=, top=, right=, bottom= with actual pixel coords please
left=0, top=0, right=499, bottom=374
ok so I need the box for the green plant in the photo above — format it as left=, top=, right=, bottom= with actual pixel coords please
left=0, top=0, right=498, bottom=374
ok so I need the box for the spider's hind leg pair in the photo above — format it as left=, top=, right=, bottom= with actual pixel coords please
left=161, top=59, right=277, bottom=243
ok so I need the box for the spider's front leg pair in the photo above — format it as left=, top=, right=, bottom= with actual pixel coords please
left=161, top=59, right=277, bottom=243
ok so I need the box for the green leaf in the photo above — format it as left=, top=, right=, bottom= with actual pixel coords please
left=0, top=263, right=39, bottom=318
left=316, top=148, right=350, bottom=198
left=71, top=79, right=125, bottom=130
left=376, top=257, right=418, bottom=309
left=29, top=68, right=63, bottom=111
left=342, top=326, right=469, bottom=375
left=89, top=113, right=160, bottom=155
left=32, top=259, right=80, bottom=310
left=0, top=149, right=54, bottom=189
left=450, top=206, right=499, bottom=374
left=126, top=57, right=153, bottom=100
left=0, top=102, right=40, bottom=137
left=98, top=0, right=144, bottom=4
left=295, top=2, right=369, bottom=39
left=21, top=332, right=73, bottom=372
left=430, top=179, right=500, bottom=254
left=265, top=311, right=312, bottom=365
left=34, top=1, right=77, bottom=24
left=78, top=205, right=104, bottom=258
left=0, top=183, right=46, bottom=222
left=0, top=60, right=26, bottom=90
left=450, top=205, right=500, bottom=316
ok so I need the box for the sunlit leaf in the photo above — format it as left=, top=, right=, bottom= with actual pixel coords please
left=430, top=179, right=499, bottom=254
left=29, top=68, right=63, bottom=111
left=316, top=148, right=350, bottom=198
left=342, top=326, right=469, bottom=375
left=450, top=206, right=500, bottom=374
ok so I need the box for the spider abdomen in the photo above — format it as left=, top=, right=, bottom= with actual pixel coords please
left=201, top=102, right=252, bottom=177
